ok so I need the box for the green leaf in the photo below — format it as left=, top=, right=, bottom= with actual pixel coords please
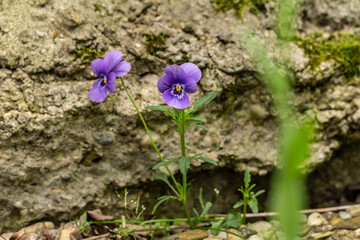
left=244, top=168, right=251, bottom=189
left=198, top=157, right=218, bottom=166
left=201, top=202, right=213, bottom=217
left=254, top=189, right=265, bottom=197
left=179, top=156, right=191, bottom=175
left=192, top=90, right=219, bottom=113
left=233, top=200, right=244, bottom=209
left=199, top=187, right=204, bottom=209
left=190, top=124, right=209, bottom=131
left=222, top=212, right=242, bottom=228
left=210, top=221, right=223, bottom=235
left=145, top=106, right=169, bottom=112
left=152, top=173, right=174, bottom=191
left=248, top=200, right=259, bottom=214
left=152, top=158, right=178, bottom=170
left=249, top=183, right=256, bottom=191
left=187, top=116, right=207, bottom=122
left=152, top=195, right=177, bottom=213
left=193, top=208, right=200, bottom=217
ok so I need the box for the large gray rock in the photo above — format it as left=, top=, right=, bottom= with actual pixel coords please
left=0, top=0, right=359, bottom=230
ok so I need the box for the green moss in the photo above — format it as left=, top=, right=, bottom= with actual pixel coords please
left=295, top=32, right=360, bottom=79
left=74, top=47, right=105, bottom=64
left=211, top=0, right=271, bottom=18
left=144, top=33, right=168, bottom=56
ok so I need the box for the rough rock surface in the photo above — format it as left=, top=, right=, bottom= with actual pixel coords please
left=0, top=0, right=360, bottom=230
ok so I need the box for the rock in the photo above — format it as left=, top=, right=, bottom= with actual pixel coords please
left=226, top=229, right=242, bottom=240
left=23, top=222, right=55, bottom=234
left=239, top=226, right=257, bottom=238
left=1, top=0, right=360, bottom=230
left=353, top=228, right=360, bottom=238
left=177, top=230, right=208, bottom=240
left=248, top=221, right=272, bottom=233
left=248, top=235, right=262, bottom=240
left=0, top=233, right=13, bottom=240
left=92, top=132, right=115, bottom=146
left=298, top=226, right=310, bottom=237
left=332, top=216, right=360, bottom=230
left=307, top=213, right=328, bottom=226
left=307, top=231, right=334, bottom=239
left=339, top=211, right=352, bottom=220
left=59, top=228, right=78, bottom=240
left=315, top=224, right=334, bottom=232
left=348, top=207, right=360, bottom=217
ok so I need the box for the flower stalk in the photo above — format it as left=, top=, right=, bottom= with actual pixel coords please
left=179, top=109, right=192, bottom=227
left=120, top=77, right=181, bottom=197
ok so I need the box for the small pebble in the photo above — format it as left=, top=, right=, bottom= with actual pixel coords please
left=353, top=228, right=360, bottom=238
left=339, top=211, right=352, bottom=220
left=308, top=231, right=334, bottom=239
left=307, top=213, right=328, bottom=226
left=177, top=230, right=208, bottom=240
left=248, top=235, right=262, bottom=240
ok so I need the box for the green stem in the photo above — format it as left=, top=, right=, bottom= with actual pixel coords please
left=179, top=109, right=192, bottom=228
left=242, top=198, right=247, bottom=225
left=120, top=78, right=181, bottom=197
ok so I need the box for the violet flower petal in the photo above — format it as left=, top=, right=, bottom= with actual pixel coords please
left=106, top=72, right=116, bottom=93
left=157, top=74, right=178, bottom=93
left=112, top=61, right=131, bottom=77
left=183, top=79, right=197, bottom=94
left=89, top=80, right=107, bottom=103
left=90, top=59, right=107, bottom=77
left=180, top=63, right=201, bottom=82
left=162, top=89, right=190, bottom=109
left=164, top=65, right=186, bottom=81
left=104, top=50, right=123, bottom=74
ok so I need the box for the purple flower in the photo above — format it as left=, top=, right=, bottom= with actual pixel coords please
left=88, top=50, right=131, bottom=103
left=157, top=63, right=201, bottom=109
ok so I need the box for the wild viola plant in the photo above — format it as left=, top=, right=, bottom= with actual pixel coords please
left=233, top=169, right=265, bottom=224
left=148, top=64, right=219, bottom=227
left=88, top=54, right=219, bottom=228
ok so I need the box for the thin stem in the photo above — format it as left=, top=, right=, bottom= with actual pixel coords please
left=120, top=78, right=181, bottom=197
left=179, top=109, right=192, bottom=227
left=242, top=199, right=247, bottom=225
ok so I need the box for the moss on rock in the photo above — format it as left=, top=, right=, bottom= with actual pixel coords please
left=74, top=47, right=105, bottom=64
left=295, top=32, right=360, bottom=79
left=211, top=0, right=271, bottom=18
left=144, top=33, right=168, bottom=56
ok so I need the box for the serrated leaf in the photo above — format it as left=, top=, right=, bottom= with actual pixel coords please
left=152, top=158, right=179, bottom=170
left=233, top=200, right=244, bottom=209
left=244, top=168, right=251, bottom=188
left=222, top=212, right=242, bottom=228
left=198, top=157, right=218, bottom=166
left=201, top=202, right=212, bottom=217
left=248, top=200, right=259, bottom=214
left=192, top=90, right=219, bottom=113
left=179, top=156, right=191, bottom=175
left=145, top=106, right=169, bottom=112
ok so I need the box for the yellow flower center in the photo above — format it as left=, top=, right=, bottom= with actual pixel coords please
left=176, top=86, right=181, bottom=92
left=103, top=79, right=107, bottom=84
